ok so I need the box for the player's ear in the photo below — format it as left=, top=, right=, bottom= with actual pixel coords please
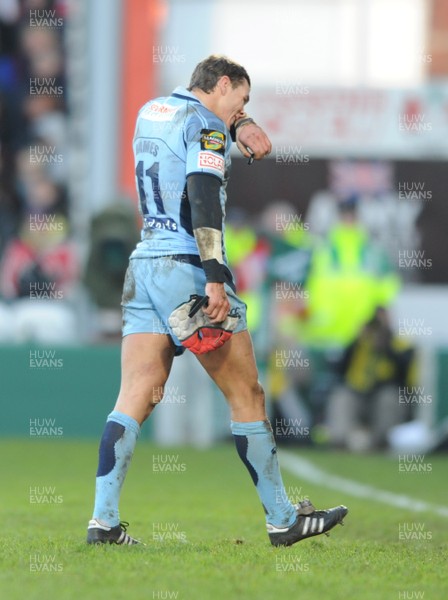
left=217, top=76, right=231, bottom=95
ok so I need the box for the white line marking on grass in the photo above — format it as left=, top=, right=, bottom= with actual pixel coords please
left=280, top=451, right=448, bottom=518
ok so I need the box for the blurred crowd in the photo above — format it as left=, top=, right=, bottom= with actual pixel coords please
left=0, top=0, right=79, bottom=340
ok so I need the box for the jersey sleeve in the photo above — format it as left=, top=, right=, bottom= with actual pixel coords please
left=184, top=111, right=228, bottom=181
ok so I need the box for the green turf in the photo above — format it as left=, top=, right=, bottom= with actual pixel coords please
left=1, top=440, right=447, bottom=600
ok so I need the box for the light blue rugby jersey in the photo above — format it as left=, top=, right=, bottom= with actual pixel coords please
left=130, top=86, right=232, bottom=259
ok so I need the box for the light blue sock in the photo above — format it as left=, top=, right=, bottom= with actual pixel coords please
left=92, top=410, right=140, bottom=527
left=231, top=419, right=296, bottom=528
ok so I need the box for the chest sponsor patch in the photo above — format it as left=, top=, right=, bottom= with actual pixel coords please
left=200, top=129, right=226, bottom=155
left=198, top=151, right=225, bottom=176
left=141, top=102, right=179, bottom=121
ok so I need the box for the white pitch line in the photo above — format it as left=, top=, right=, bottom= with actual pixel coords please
left=280, top=451, right=448, bottom=518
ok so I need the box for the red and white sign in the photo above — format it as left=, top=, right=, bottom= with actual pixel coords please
left=198, top=151, right=225, bottom=175
left=245, top=85, right=448, bottom=159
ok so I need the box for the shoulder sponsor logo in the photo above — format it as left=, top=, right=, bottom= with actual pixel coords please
left=198, top=151, right=225, bottom=175
left=141, top=102, right=179, bottom=122
left=200, top=129, right=226, bottom=155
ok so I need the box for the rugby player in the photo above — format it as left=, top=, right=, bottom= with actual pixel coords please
left=87, top=55, right=348, bottom=546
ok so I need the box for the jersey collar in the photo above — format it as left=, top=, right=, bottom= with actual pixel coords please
left=171, top=86, right=230, bottom=135
left=171, top=86, right=201, bottom=104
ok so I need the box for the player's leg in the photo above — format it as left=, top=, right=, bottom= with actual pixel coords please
left=196, top=329, right=347, bottom=546
left=115, top=332, right=176, bottom=423
left=88, top=332, right=175, bottom=545
left=196, top=330, right=297, bottom=523
left=88, top=257, right=177, bottom=544
left=92, top=254, right=203, bottom=530
left=196, top=330, right=265, bottom=420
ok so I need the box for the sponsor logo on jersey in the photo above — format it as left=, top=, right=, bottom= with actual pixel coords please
left=200, top=129, right=226, bottom=155
left=198, top=151, right=225, bottom=176
left=141, top=102, right=179, bottom=122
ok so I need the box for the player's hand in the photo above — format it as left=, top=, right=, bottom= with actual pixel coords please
left=235, top=122, right=272, bottom=160
left=203, top=282, right=230, bottom=323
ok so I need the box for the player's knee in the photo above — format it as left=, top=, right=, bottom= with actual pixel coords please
left=239, top=380, right=265, bottom=410
left=227, top=380, right=266, bottom=420
left=115, top=380, right=167, bottom=424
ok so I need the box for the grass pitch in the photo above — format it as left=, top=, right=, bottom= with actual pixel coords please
left=1, top=439, right=447, bottom=600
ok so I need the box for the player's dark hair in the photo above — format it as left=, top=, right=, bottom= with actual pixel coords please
left=187, top=55, right=250, bottom=93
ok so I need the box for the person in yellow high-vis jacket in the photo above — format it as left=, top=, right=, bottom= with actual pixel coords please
left=286, top=199, right=400, bottom=349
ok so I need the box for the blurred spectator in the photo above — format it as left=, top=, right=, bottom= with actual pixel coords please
left=15, top=142, right=67, bottom=214
left=84, top=202, right=140, bottom=337
left=300, top=196, right=400, bottom=348
left=325, top=307, right=417, bottom=452
left=0, top=213, right=77, bottom=300
left=0, top=208, right=78, bottom=344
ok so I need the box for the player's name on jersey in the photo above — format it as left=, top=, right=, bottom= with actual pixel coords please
left=135, top=140, right=159, bottom=156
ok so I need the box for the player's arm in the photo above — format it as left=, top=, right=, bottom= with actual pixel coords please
left=231, top=114, right=272, bottom=161
left=187, top=173, right=231, bottom=323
